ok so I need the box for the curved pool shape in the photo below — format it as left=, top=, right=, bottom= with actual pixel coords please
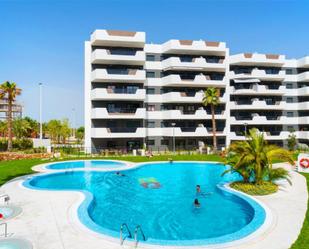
left=46, top=160, right=127, bottom=170
left=0, top=238, right=32, bottom=249
left=24, top=162, right=266, bottom=246
left=0, top=205, right=22, bottom=220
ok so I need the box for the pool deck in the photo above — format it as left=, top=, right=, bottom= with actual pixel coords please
left=0, top=162, right=307, bottom=249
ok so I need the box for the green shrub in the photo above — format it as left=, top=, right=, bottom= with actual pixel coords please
left=230, top=181, right=278, bottom=195
left=0, top=138, right=33, bottom=151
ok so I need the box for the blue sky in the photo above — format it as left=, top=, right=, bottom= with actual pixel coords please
left=1, top=0, right=309, bottom=127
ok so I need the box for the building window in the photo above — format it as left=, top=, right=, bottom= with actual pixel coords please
left=286, top=97, right=293, bottom=103
left=287, top=112, right=294, bottom=117
left=146, top=71, right=156, bottom=78
left=146, top=55, right=155, bottom=61
left=286, top=83, right=293, bottom=89
left=147, top=121, right=155, bottom=128
left=161, top=139, right=169, bottom=146
left=147, top=140, right=155, bottom=146
left=146, top=88, right=155, bottom=94
left=147, top=105, right=155, bottom=111
left=286, top=69, right=293, bottom=75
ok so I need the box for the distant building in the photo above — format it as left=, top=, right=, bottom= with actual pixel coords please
left=0, top=98, right=23, bottom=120
left=84, top=29, right=309, bottom=153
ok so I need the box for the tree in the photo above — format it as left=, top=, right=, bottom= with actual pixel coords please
left=24, top=116, right=39, bottom=138
left=0, top=120, right=7, bottom=137
left=60, top=119, right=71, bottom=143
left=46, top=119, right=62, bottom=143
left=227, top=128, right=294, bottom=184
left=12, top=118, right=31, bottom=139
left=202, top=87, right=220, bottom=152
left=223, top=153, right=253, bottom=183
left=0, top=81, right=21, bottom=151
left=76, top=126, right=84, bottom=144
left=287, top=132, right=297, bottom=151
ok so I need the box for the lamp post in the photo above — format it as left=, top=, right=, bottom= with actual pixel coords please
left=39, top=83, right=43, bottom=140
left=171, top=122, right=176, bottom=154
left=72, top=108, right=76, bottom=138
left=244, top=122, right=248, bottom=138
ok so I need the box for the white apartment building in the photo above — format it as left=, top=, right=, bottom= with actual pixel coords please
left=84, top=29, right=309, bottom=153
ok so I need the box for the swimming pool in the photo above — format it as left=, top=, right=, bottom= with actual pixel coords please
left=0, top=238, right=33, bottom=249
left=46, top=160, right=127, bottom=170
left=24, top=161, right=267, bottom=246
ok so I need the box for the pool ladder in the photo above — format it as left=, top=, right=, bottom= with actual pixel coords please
left=120, top=223, right=146, bottom=247
left=0, top=222, right=8, bottom=237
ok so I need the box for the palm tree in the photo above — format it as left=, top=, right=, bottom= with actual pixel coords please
left=228, top=128, right=294, bottom=184
left=202, top=87, right=220, bottom=152
left=0, top=81, right=21, bottom=151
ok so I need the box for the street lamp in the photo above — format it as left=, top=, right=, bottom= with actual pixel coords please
left=244, top=122, right=248, bottom=138
left=72, top=108, right=76, bottom=138
left=39, top=83, right=43, bottom=140
left=171, top=122, right=176, bottom=154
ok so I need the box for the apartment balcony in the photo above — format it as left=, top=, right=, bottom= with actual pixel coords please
left=161, top=40, right=226, bottom=56
left=147, top=127, right=227, bottom=137
left=146, top=74, right=227, bottom=87
left=230, top=100, right=286, bottom=110
left=91, top=88, right=146, bottom=101
left=230, top=131, right=289, bottom=141
left=91, top=108, right=146, bottom=119
left=297, top=56, right=309, bottom=68
left=230, top=53, right=285, bottom=66
left=285, top=101, right=309, bottom=110
left=91, top=69, right=146, bottom=83
left=90, top=30, right=145, bottom=48
left=231, top=85, right=286, bottom=96
left=91, top=49, right=145, bottom=65
left=230, top=69, right=286, bottom=81
left=230, top=115, right=298, bottom=125
left=161, top=57, right=226, bottom=72
left=297, top=72, right=309, bottom=82
left=284, top=86, right=309, bottom=96
left=147, top=109, right=226, bottom=120
left=91, top=127, right=146, bottom=138
left=145, top=92, right=227, bottom=103
left=231, top=131, right=309, bottom=141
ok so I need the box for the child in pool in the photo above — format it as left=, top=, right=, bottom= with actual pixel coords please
left=194, top=198, right=201, bottom=208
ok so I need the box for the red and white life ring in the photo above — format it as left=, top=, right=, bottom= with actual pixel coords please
left=299, top=158, right=309, bottom=169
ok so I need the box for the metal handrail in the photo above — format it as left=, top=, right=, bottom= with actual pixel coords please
left=0, top=222, right=8, bottom=237
left=120, top=223, right=131, bottom=245
left=134, top=225, right=146, bottom=247
left=0, top=194, right=10, bottom=205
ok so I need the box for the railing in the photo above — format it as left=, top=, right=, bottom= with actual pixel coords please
left=0, top=194, right=10, bottom=205
left=134, top=225, right=146, bottom=247
left=107, top=108, right=138, bottom=114
left=0, top=223, right=8, bottom=237
left=107, top=127, right=140, bottom=133
left=120, top=223, right=132, bottom=245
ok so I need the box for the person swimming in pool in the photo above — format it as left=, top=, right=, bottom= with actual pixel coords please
left=115, top=171, right=126, bottom=177
left=194, top=198, right=201, bottom=208
left=196, top=185, right=201, bottom=193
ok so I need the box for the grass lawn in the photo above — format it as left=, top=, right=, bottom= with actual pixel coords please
left=0, top=154, right=223, bottom=186
left=290, top=173, right=309, bottom=249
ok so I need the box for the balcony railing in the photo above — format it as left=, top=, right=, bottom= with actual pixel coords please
left=107, top=108, right=138, bottom=114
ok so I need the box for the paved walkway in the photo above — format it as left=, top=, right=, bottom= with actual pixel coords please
left=0, top=162, right=307, bottom=249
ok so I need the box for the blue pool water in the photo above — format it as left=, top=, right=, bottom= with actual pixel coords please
left=46, top=160, right=126, bottom=170
left=24, top=161, right=266, bottom=245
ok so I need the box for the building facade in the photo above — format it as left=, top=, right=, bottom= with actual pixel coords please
left=85, top=29, right=309, bottom=153
left=0, top=98, right=23, bottom=120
